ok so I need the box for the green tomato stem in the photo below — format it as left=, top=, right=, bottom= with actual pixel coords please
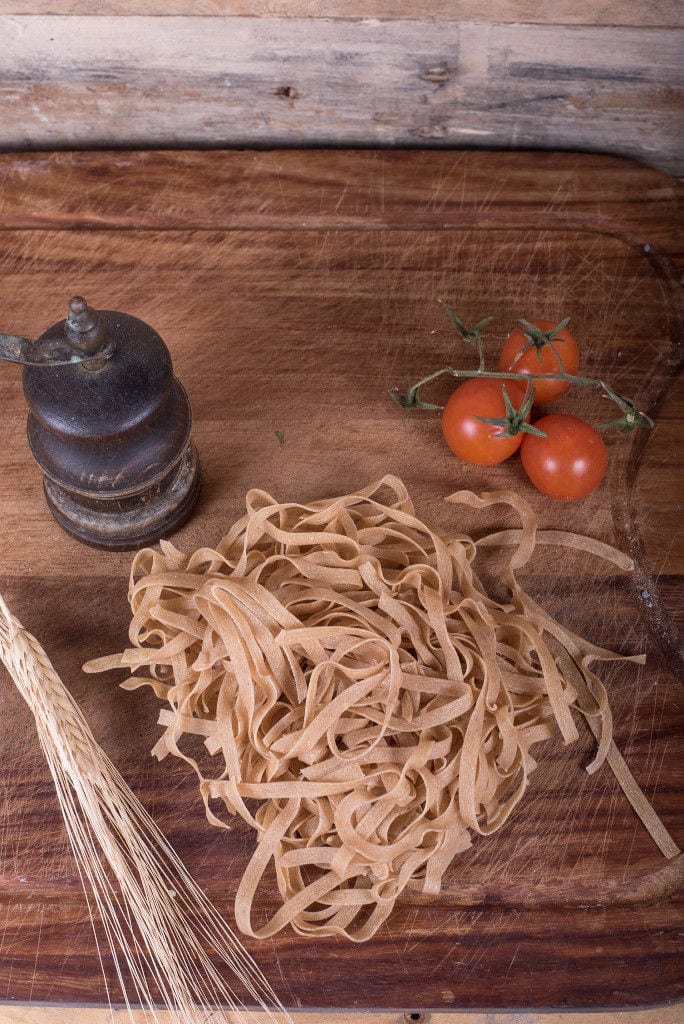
left=411, top=366, right=603, bottom=391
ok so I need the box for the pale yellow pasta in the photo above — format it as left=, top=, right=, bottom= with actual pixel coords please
left=85, top=476, right=678, bottom=942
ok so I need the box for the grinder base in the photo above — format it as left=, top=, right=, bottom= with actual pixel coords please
left=43, top=442, right=201, bottom=551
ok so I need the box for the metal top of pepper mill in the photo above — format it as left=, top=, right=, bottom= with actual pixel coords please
left=0, top=295, right=115, bottom=367
left=64, top=296, right=113, bottom=368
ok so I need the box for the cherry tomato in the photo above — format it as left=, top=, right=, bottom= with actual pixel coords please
left=499, top=319, right=580, bottom=404
left=442, top=378, right=528, bottom=466
left=520, top=414, right=607, bottom=500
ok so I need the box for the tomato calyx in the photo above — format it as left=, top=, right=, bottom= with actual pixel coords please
left=441, top=303, right=493, bottom=345
left=441, top=304, right=493, bottom=371
left=388, top=368, right=453, bottom=413
left=598, top=383, right=655, bottom=434
left=514, top=317, right=572, bottom=370
left=476, top=381, right=547, bottom=439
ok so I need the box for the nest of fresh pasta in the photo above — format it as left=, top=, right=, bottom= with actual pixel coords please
left=86, top=476, right=672, bottom=941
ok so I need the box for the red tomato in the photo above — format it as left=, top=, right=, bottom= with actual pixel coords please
left=520, top=414, right=607, bottom=500
left=442, top=378, right=528, bottom=466
left=499, top=319, right=580, bottom=404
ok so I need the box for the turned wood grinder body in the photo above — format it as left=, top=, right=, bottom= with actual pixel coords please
left=1, top=297, right=201, bottom=549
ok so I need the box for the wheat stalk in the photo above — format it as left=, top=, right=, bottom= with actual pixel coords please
left=0, top=593, right=292, bottom=1024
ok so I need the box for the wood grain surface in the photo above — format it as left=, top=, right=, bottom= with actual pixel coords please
left=1, top=12, right=682, bottom=176
left=2, top=2, right=683, bottom=24
left=2, top=1010, right=683, bottom=1024
left=0, top=149, right=681, bottom=1013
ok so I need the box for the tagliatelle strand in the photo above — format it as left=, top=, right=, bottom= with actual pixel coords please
left=84, top=476, right=679, bottom=942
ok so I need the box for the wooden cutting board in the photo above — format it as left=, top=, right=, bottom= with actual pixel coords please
left=0, top=149, right=681, bottom=1012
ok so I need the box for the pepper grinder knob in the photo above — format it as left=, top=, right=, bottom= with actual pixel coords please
left=66, top=295, right=106, bottom=352
left=1, top=296, right=201, bottom=550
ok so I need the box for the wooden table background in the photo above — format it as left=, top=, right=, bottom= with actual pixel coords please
left=2, top=1010, right=683, bottom=1024
left=1, top=1, right=683, bottom=176
left=0, top=149, right=681, bottom=1018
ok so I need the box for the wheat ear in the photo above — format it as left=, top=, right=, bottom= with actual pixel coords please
left=0, top=594, right=292, bottom=1024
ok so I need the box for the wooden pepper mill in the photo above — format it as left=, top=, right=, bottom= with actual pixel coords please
left=0, top=296, right=201, bottom=550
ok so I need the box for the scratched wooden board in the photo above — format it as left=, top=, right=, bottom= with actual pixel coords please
left=0, top=150, right=681, bottom=1011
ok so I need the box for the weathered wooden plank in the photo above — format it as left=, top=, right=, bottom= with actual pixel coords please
left=1, top=2, right=683, bottom=26
left=0, top=17, right=682, bottom=175
left=2, top=1009, right=683, bottom=1024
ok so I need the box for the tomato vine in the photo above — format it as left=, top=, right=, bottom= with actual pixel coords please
left=388, top=305, right=654, bottom=436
